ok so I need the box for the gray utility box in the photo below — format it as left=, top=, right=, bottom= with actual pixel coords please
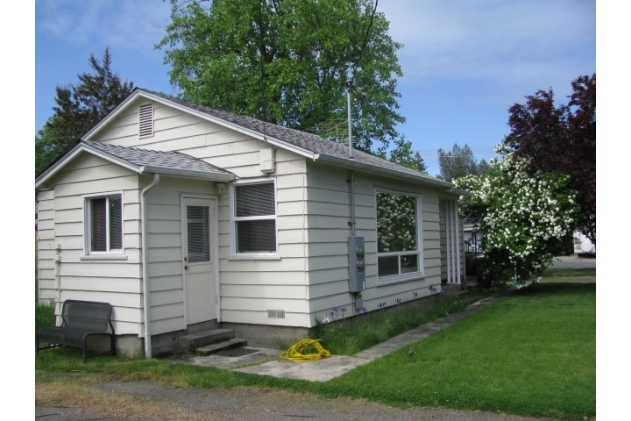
left=348, top=236, right=366, bottom=292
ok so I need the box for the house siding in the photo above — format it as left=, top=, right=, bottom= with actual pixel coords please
left=305, top=161, right=445, bottom=325
left=37, top=154, right=143, bottom=335
left=144, top=175, right=216, bottom=336
left=37, top=188, right=56, bottom=305
left=92, top=99, right=311, bottom=328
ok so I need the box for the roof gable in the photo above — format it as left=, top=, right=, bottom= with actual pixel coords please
left=35, top=140, right=235, bottom=189
left=82, top=88, right=457, bottom=190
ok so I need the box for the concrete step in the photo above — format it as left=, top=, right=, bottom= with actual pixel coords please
left=195, top=338, right=248, bottom=356
left=180, top=328, right=235, bottom=352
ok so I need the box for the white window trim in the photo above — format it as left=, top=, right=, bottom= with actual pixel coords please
left=81, top=191, right=126, bottom=259
left=375, top=187, right=424, bottom=286
left=229, top=178, right=280, bottom=259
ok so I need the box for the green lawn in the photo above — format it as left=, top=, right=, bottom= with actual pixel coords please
left=36, top=283, right=595, bottom=420
left=324, top=283, right=596, bottom=420
left=542, top=267, right=596, bottom=278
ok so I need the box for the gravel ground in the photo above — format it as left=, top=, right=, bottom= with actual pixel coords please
left=35, top=380, right=553, bottom=421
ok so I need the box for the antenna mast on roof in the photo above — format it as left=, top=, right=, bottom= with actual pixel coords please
left=347, top=80, right=353, bottom=159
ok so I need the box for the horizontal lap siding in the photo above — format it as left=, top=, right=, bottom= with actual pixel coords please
left=40, top=154, right=143, bottom=335
left=218, top=168, right=309, bottom=327
left=305, top=162, right=445, bottom=326
left=37, top=189, right=56, bottom=303
left=145, top=176, right=215, bottom=335
left=94, top=101, right=311, bottom=328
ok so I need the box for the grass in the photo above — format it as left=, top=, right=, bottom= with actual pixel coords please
left=36, top=283, right=595, bottom=421
left=36, top=304, right=55, bottom=331
left=324, top=283, right=596, bottom=420
left=36, top=380, right=224, bottom=421
left=542, top=267, right=596, bottom=278
left=314, top=292, right=475, bottom=355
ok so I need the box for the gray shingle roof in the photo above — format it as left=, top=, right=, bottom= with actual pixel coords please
left=82, top=140, right=234, bottom=177
left=136, top=88, right=452, bottom=188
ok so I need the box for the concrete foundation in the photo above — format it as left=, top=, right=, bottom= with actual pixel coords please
left=151, top=320, right=220, bottom=356
left=114, top=320, right=220, bottom=357
left=115, top=335, right=144, bottom=358
left=221, top=322, right=312, bottom=349
left=113, top=289, right=467, bottom=357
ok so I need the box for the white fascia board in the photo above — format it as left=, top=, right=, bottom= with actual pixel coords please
left=84, top=90, right=317, bottom=160
left=140, top=166, right=235, bottom=182
left=35, top=144, right=142, bottom=190
left=316, top=155, right=456, bottom=190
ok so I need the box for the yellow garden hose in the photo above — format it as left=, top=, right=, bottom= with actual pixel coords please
left=280, top=339, right=331, bottom=362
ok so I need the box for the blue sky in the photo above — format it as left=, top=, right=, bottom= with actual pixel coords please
left=35, top=0, right=595, bottom=177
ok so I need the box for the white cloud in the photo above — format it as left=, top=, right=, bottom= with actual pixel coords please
left=380, top=0, right=595, bottom=89
left=36, top=0, right=172, bottom=57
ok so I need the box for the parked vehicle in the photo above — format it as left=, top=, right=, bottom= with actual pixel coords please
left=573, top=231, right=595, bottom=256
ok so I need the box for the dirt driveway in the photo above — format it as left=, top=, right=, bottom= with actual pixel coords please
left=36, top=380, right=553, bottom=421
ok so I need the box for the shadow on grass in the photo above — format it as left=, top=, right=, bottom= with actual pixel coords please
left=514, top=282, right=595, bottom=296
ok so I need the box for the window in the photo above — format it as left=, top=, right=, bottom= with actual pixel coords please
left=85, top=194, right=123, bottom=254
left=376, top=190, right=422, bottom=281
left=232, top=181, right=277, bottom=254
left=187, top=205, right=210, bottom=262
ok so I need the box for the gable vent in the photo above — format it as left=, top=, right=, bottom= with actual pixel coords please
left=139, top=103, right=154, bottom=138
left=267, top=309, right=286, bottom=319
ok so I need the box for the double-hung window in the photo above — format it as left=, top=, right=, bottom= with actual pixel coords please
left=232, top=181, right=277, bottom=255
left=376, top=189, right=423, bottom=283
left=84, top=193, right=123, bottom=255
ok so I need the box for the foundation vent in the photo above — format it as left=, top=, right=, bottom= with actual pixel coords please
left=267, top=309, right=286, bottom=319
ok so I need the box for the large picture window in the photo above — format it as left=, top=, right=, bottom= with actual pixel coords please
left=233, top=181, right=277, bottom=254
left=377, top=190, right=422, bottom=281
left=85, top=194, right=123, bottom=254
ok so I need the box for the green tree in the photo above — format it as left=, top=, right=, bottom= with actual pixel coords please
left=387, top=138, right=428, bottom=173
left=157, top=0, right=404, bottom=152
left=437, top=143, right=489, bottom=182
left=454, top=144, right=580, bottom=283
left=36, top=48, right=134, bottom=175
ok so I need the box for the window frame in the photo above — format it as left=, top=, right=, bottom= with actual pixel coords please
left=229, top=179, right=279, bottom=260
left=82, top=191, right=126, bottom=259
left=375, top=187, right=424, bottom=285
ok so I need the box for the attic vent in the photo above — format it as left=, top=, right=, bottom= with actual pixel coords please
left=139, top=103, right=154, bottom=138
left=267, top=309, right=286, bottom=319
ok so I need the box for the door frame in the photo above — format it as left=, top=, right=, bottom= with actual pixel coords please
left=180, top=194, right=220, bottom=325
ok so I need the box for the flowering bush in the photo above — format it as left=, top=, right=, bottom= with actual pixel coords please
left=454, top=144, right=580, bottom=283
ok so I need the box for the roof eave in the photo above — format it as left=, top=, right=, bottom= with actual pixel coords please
left=140, top=166, right=235, bottom=182
left=315, top=155, right=457, bottom=190
left=35, top=143, right=142, bottom=190
left=35, top=143, right=236, bottom=191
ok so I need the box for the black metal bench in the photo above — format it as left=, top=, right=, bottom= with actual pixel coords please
left=37, top=300, right=115, bottom=362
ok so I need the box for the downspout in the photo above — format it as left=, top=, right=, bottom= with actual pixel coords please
left=141, top=173, right=160, bottom=358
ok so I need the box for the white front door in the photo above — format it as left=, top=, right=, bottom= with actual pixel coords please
left=182, top=197, right=216, bottom=325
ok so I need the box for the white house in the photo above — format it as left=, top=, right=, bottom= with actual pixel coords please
left=35, top=88, right=466, bottom=357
